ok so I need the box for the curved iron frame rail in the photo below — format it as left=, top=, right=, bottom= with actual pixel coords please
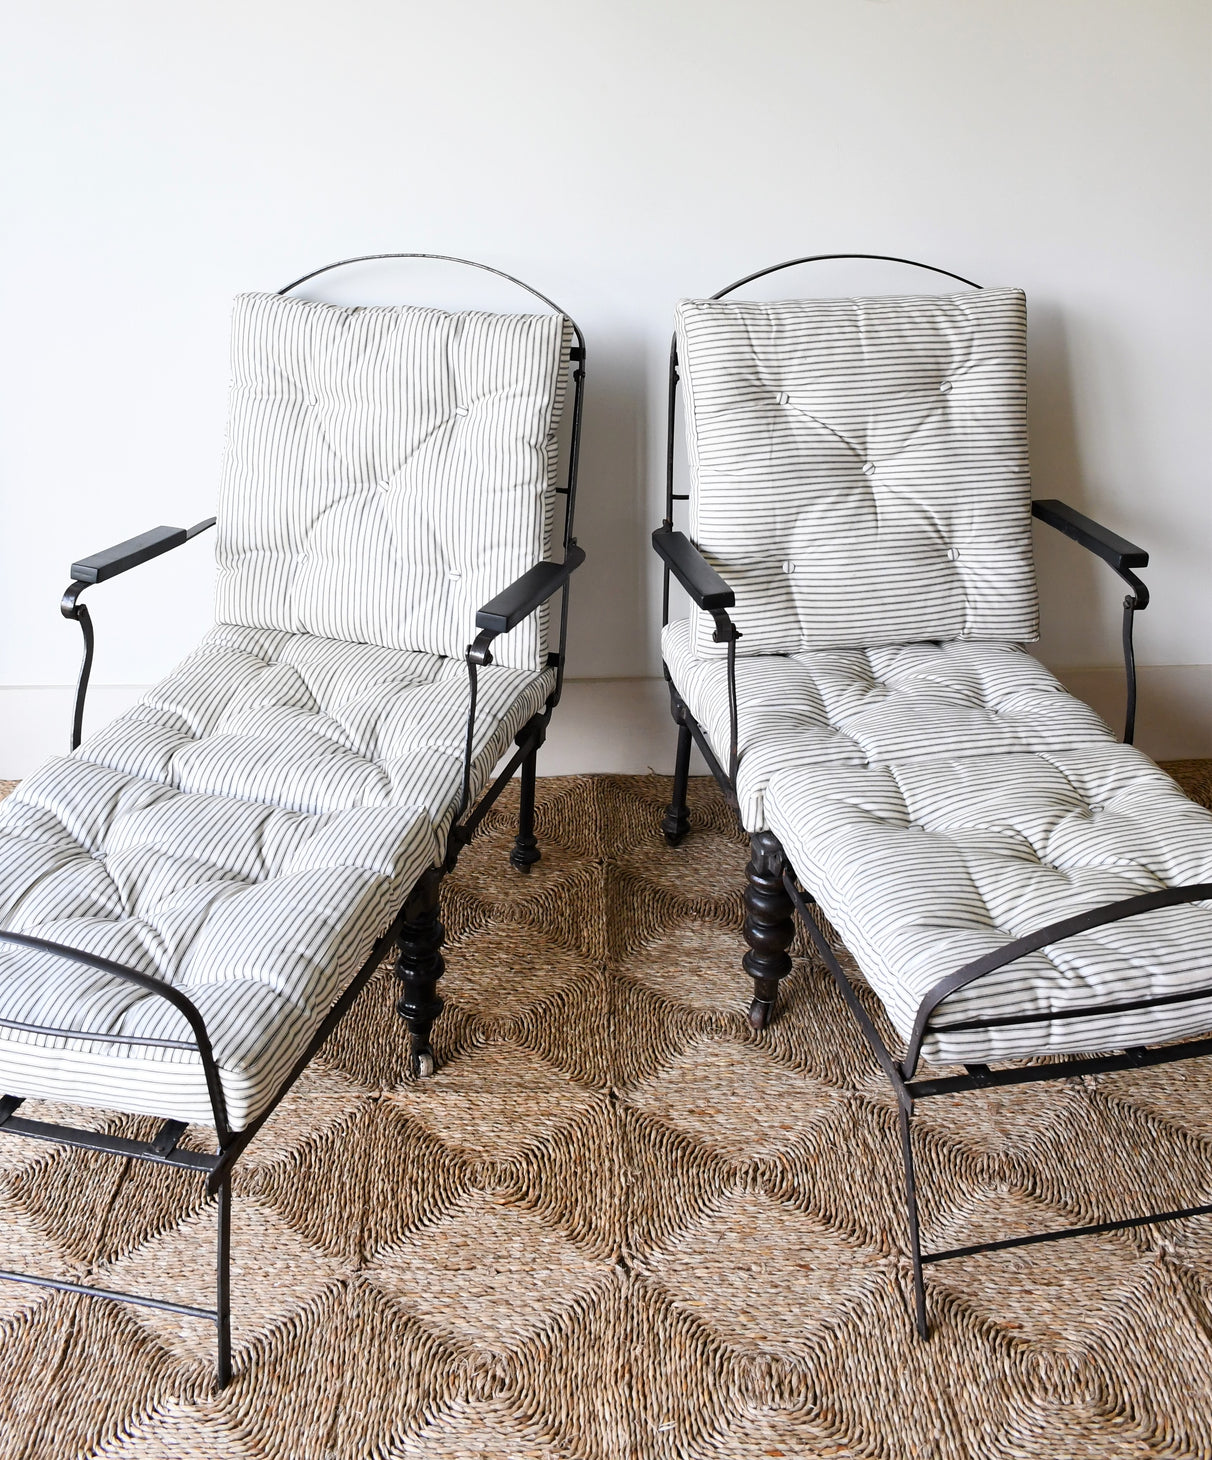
left=3, top=252, right=588, bottom=1387
left=784, top=871, right=1212, bottom=1338
left=655, top=251, right=1206, bottom=1338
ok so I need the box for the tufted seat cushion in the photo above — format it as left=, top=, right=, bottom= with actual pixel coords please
left=663, top=618, right=1212, bottom=1064
left=662, top=619, right=1111, bottom=831
left=675, top=289, right=1038, bottom=657
left=76, top=623, right=553, bottom=854
left=0, top=628, right=553, bottom=1127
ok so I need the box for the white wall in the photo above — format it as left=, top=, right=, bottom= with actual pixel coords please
left=1, top=0, right=1208, bottom=773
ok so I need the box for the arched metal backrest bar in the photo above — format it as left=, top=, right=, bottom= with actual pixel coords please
left=0, top=930, right=231, bottom=1140
left=662, top=253, right=983, bottom=618
left=709, top=252, right=983, bottom=301
left=278, top=252, right=587, bottom=685
left=901, top=883, right=1212, bottom=1079
left=278, top=253, right=586, bottom=356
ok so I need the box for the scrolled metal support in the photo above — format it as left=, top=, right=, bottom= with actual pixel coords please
left=714, top=613, right=742, bottom=789
left=1119, top=567, right=1149, bottom=745
left=1112, top=565, right=1147, bottom=745
left=456, top=629, right=497, bottom=824
left=60, top=583, right=95, bottom=753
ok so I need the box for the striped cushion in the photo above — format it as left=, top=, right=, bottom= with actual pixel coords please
left=662, top=619, right=1110, bottom=832
left=663, top=619, right=1212, bottom=1062
left=676, top=289, right=1038, bottom=657
left=765, top=750, right=1212, bottom=1068
left=0, top=629, right=554, bottom=1128
left=216, top=293, right=572, bottom=673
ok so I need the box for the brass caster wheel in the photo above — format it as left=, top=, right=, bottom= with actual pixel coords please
left=412, top=1049, right=435, bottom=1079
left=747, top=997, right=773, bottom=1032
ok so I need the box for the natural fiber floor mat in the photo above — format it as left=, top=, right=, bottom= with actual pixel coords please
left=1, top=767, right=1211, bottom=1458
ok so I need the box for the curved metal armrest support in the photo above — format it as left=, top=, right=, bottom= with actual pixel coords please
left=0, top=930, right=230, bottom=1140
left=902, top=882, right=1212, bottom=1080
left=1032, top=499, right=1150, bottom=743
left=61, top=518, right=216, bottom=752
left=456, top=544, right=587, bottom=822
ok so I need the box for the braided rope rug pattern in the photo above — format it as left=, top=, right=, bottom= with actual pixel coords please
left=0, top=766, right=1210, bottom=1459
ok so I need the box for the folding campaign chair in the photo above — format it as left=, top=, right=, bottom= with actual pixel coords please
left=653, top=253, right=1212, bottom=1335
left=0, top=253, right=586, bottom=1384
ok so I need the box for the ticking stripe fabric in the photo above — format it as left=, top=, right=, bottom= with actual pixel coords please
left=0, top=631, right=554, bottom=1129
left=663, top=618, right=1212, bottom=1063
left=675, top=290, right=1038, bottom=657
left=0, top=290, right=575, bottom=1133
left=766, top=748, right=1212, bottom=1068
left=661, top=620, right=1112, bottom=831
left=216, top=294, right=573, bottom=673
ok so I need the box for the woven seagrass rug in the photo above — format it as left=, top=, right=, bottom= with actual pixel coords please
left=0, top=766, right=1211, bottom=1459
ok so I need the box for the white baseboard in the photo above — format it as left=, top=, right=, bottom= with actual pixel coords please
left=0, top=667, right=1207, bottom=781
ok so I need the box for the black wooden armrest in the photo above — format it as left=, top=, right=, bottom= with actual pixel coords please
left=475, top=543, right=586, bottom=634
left=652, top=527, right=735, bottom=610
left=1032, top=499, right=1148, bottom=572
left=456, top=543, right=586, bottom=822
left=70, top=518, right=217, bottom=585
left=61, top=516, right=216, bottom=753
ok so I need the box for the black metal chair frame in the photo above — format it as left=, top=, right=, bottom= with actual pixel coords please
left=0, top=254, right=587, bottom=1385
left=654, top=253, right=1212, bottom=1336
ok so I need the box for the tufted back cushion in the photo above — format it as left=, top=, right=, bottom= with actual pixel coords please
left=215, top=293, right=572, bottom=672
left=676, top=289, right=1038, bottom=657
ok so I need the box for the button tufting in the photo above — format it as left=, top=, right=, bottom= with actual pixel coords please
left=939, top=380, right=953, bottom=394
left=947, top=547, right=961, bottom=562
left=862, top=462, right=876, bottom=476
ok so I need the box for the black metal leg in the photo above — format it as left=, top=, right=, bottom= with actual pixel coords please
left=898, top=1102, right=929, bottom=1340
left=396, top=867, right=446, bottom=1079
left=742, top=831, right=795, bottom=1031
left=662, top=716, right=693, bottom=847
left=215, top=1175, right=232, bottom=1387
left=510, top=739, right=541, bottom=873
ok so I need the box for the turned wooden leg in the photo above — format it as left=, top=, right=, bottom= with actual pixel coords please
left=395, top=867, right=446, bottom=1078
left=510, top=738, right=541, bottom=873
left=742, top=830, right=794, bottom=1031
left=662, top=714, right=693, bottom=847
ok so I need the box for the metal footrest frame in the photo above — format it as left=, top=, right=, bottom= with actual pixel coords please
left=782, top=869, right=1212, bottom=1339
